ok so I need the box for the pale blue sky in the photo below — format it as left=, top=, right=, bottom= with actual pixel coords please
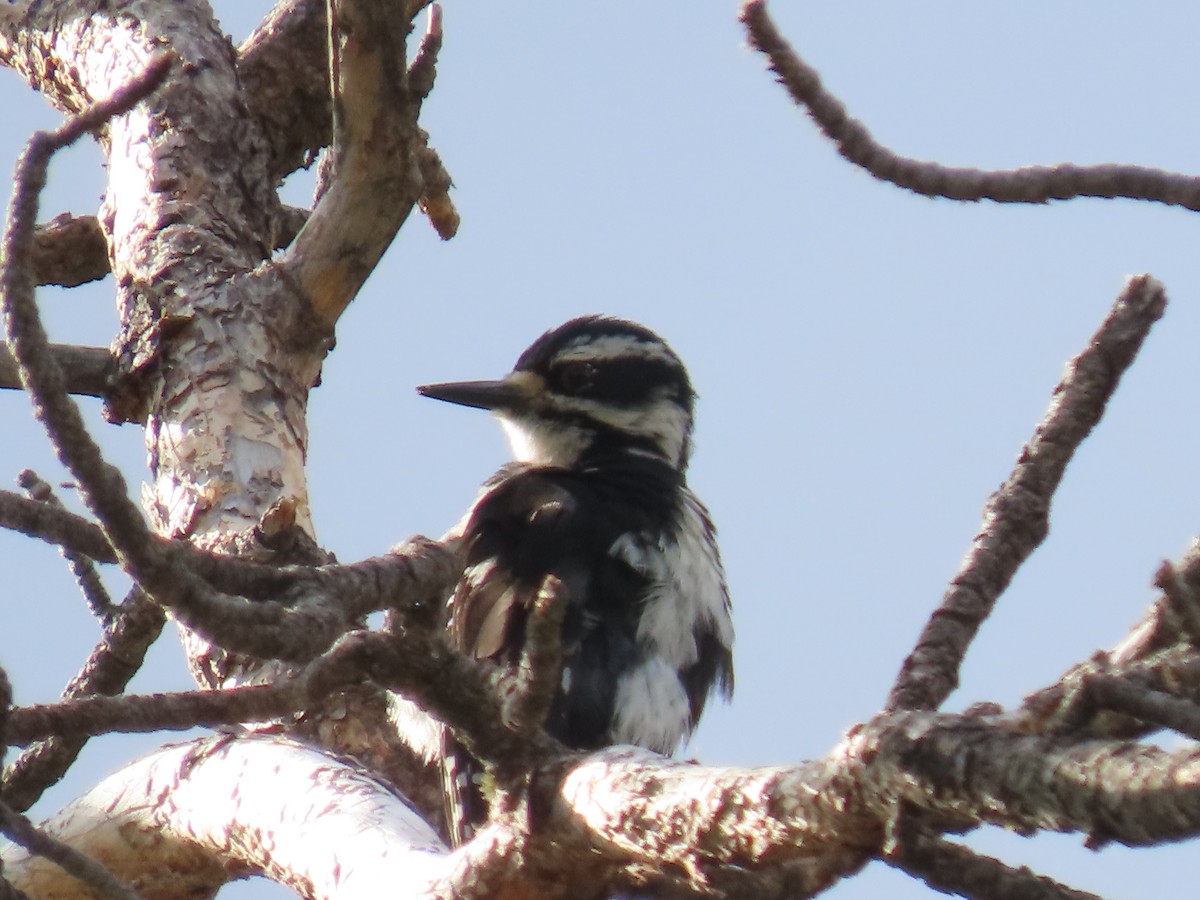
left=3, top=3, right=1200, bottom=897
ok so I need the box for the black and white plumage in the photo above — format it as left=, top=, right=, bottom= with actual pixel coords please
left=418, top=316, right=734, bottom=845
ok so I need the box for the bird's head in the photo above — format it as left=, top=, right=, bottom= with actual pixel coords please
left=418, top=316, right=696, bottom=470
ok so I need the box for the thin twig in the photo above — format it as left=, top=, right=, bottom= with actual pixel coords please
left=1059, top=676, right=1200, bottom=742
left=0, top=54, right=205, bottom=616
left=740, top=1, right=1200, bottom=212
left=504, top=575, right=566, bottom=736
left=0, top=489, right=117, bottom=562
left=0, top=343, right=112, bottom=397
left=0, top=802, right=140, bottom=900
left=1156, top=558, right=1200, bottom=645
left=348, top=628, right=561, bottom=771
left=884, top=814, right=1103, bottom=900
left=19, top=469, right=115, bottom=618
left=887, top=275, right=1168, bottom=711
left=4, top=617, right=512, bottom=751
left=7, top=682, right=292, bottom=744
left=2, top=588, right=165, bottom=811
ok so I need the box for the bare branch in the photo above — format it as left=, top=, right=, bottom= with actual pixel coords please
left=326, top=630, right=561, bottom=771
left=0, top=490, right=117, bottom=563
left=3, top=737, right=446, bottom=899
left=1058, top=676, right=1200, bottom=742
left=884, top=816, right=1103, bottom=900
left=19, top=470, right=114, bottom=618
left=3, top=64, right=459, bottom=670
left=887, top=275, right=1167, bottom=711
left=7, top=682, right=295, bottom=745
left=281, top=0, right=429, bottom=326
left=237, top=0, right=331, bottom=182
left=26, top=209, right=309, bottom=292
left=739, top=1, right=1200, bottom=211
left=0, top=344, right=112, bottom=398
left=504, top=575, right=567, bottom=736
left=3, top=589, right=165, bottom=811
left=1156, top=557, right=1200, bottom=645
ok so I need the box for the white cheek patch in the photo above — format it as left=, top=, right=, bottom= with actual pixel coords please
left=499, top=416, right=589, bottom=466
left=611, top=658, right=692, bottom=754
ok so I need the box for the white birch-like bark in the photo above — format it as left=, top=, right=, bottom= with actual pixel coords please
left=3, top=736, right=446, bottom=900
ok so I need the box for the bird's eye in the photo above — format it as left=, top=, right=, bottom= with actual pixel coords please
left=558, top=362, right=596, bottom=394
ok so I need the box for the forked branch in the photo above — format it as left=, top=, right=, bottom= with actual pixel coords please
left=888, top=275, right=1167, bottom=711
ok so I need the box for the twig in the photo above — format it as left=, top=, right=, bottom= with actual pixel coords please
left=887, top=275, right=1168, bottom=711
left=282, top=0, right=427, bottom=325
left=19, top=469, right=115, bottom=618
left=1155, top=558, right=1200, bottom=645
left=0, top=490, right=116, bottom=563
left=2, top=61, right=456, bottom=666
left=7, top=682, right=292, bottom=745
left=504, top=575, right=566, bottom=736
left=237, top=0, right=331, bottom=182
left=0, top=55, right=198, bottom=601
left=0, top=45, right=356, bottom=666
left=0, top=802, right=140, bottom=900
left=1057, top=675, right=1200, bottom=742
left=344, top=629, right=561, bottom=771
left=884, top=814, right=1103, bottom=900
left=407, top=4, right=442, bottom=101
left=4, top=615, right=508, bottom=752
left=0, top=343, right=112, bottom=397
left=2, top=589, right=165, bottom=811
left=739, top=1, right=1200, bottom=212
left=0, top=475, right=460, bottom=655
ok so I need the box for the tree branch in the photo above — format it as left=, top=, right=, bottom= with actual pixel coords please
left=0, top=344, right=112, bottom=398
left=281, top=0, right=428, bottom=326
left=887, top=275, right=1167, bottom=711
left=884, top=816, right=1103, bottom=900
left=2, top=589, right=165, bottom=812
left=19, top=470, right=114, bottom=618
left=740, top=1, right=1200, bottom=211
left=3, top=736, right=446, bottom=900
left=0, top=60, right=464, bottom=677
left=0, top=490, right=117, bottom=564
left=503, top=575, right=567, bottom=737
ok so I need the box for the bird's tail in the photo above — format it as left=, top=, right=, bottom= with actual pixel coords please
left=441, top=731, right=488, bottom=847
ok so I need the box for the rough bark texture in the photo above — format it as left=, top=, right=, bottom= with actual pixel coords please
left=2, top=2, right=1200, bottom=899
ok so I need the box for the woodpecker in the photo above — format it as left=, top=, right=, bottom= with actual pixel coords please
left=419, top=315, right=734, bottom=844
